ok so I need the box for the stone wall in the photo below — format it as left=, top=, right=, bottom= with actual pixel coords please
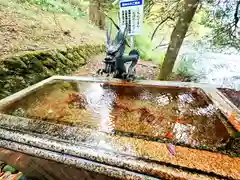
left=0, top=44, right=105, bottom=99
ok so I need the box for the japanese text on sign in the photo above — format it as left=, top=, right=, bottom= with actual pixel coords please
left=119, top=0, right=144, bottom=36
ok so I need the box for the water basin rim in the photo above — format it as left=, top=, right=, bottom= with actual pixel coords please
left=0, top=124, right=235, bottom=180
left=0, top=127, right=190, bottom=175
left=54, top=75, right=221, bottom=89
left=0, top=140, right=159, bottom=180
left=0, top=75, right=219, bottom=109
left=215, top=89, right=240, bottom=114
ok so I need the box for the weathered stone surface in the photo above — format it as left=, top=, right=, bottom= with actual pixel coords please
left=42, top=58, right=57, bottom=69
left=56, top=52, right=71, bottom=65
left=3, top=76, right=27, bottom=92
left=66, top=53, right=74, bottom=61
left=73, top=52, right=85, bottom=65
left=29, top=57, right=45, bottom=72
left=3, top=57, right=27, bottom=70
left=0, top=44, right=105, bottom=100
left=76, top=49, right=86, bottom=58
left=0, top=66, right=7, bottom=76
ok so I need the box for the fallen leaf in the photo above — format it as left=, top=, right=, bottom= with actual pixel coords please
left=166, top=143, right=176, bottom=156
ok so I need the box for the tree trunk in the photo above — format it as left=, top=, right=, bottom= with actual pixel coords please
left=89, top=0, right=107, bottom=30
left=157, top=0, right=199, bottom=80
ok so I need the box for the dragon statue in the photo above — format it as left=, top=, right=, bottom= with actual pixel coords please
left=97, top=15, right=140, bottom=81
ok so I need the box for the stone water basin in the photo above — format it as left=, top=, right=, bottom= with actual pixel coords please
left=0, top=76, right=239, bottom=180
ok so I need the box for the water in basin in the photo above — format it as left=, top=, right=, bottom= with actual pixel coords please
left=0, top=80, right=231, bottom=148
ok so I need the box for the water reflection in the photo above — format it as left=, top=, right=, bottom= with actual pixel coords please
left=83, top=83, right=115, bottom=133
left=0, top=80, right=231, bottom=148
left=173, top=122, right=195, bottom=145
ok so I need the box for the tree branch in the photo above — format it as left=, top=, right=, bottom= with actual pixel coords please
left=234, top=1, right=240, bottom=28
left=151, top=16, right=174, bottom=41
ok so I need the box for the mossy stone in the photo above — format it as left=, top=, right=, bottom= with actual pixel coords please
left=42, top=67, right=53, bottom=76
left=4, top=57, right=27, bottom=69
left=80, top=49, right=89, bottom=59
left=29, top=57, right=45, bottom=72
left=67, top=47, right=74, bottom=53
left=66, top=53, right=75, bottom=61
left=48, top=51, right=58, bottom=61
left=56, top=60, right=66, bottom=69
left=21, top=55, right=31, bottom=64
left=42, top=58, right=57, bottom=68
left=73, top=51, right=85, bottom=64
left=76, top=49, right=86, bottom=58
left=0, top=66, right=8, bottom=76
left=4, top=76, right=27, bottom=92
left=0, top=89, right=11, bottom=99
left=34, top=51, right=51, bottom=60
left=56, top=52, right=68, bottom=64
left=24, top=73, right=47, bottom=85
left=0, top=43, right=105, bottom=100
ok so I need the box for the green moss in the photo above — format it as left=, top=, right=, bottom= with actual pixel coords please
left=66, top=52, right=74, bottom=61
left=0, top=44, right=105, bottom=100
left=0, top=89, right=11, bottom=99
left=56, top=60, right=66, bottom=69
left=34, top=51, right=52, bottom=60
left=30, top=57, right=45, bottom=72
left=21, top=55, right=31, bottom=64
left=72, top=51, right=85, bottom=64
left=60, top=82, right=74, bottom=90
left=67, top=47, right=74, bottom=53
left=42, top=58, right=57, bottom=68
left=56, top=52, right=70, bottom=65
left=48, top=51, right=58, bottom=61
left=24, top=73, right=47, bottom=85
left=0, top=66, right=8, bottom=76
left=4, top=57, right=27, bottom=69
left=76, top=49, right=86, bottom=58
left=42, top=67, right=55, bottom=76
left=3, top=76, right=28, bottom=92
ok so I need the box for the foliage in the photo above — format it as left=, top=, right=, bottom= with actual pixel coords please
left=134, top=35, right=163, bottom=63
left=18, top=0, right=86, bottom=19
left=200, top=0, right=240, bottom=50
left=174, top=54, right=197, bottom=78
left=144, top=0, right=155, bottom=19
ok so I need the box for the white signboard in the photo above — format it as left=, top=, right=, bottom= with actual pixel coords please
left=119, top=0, right=144, bottom=36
